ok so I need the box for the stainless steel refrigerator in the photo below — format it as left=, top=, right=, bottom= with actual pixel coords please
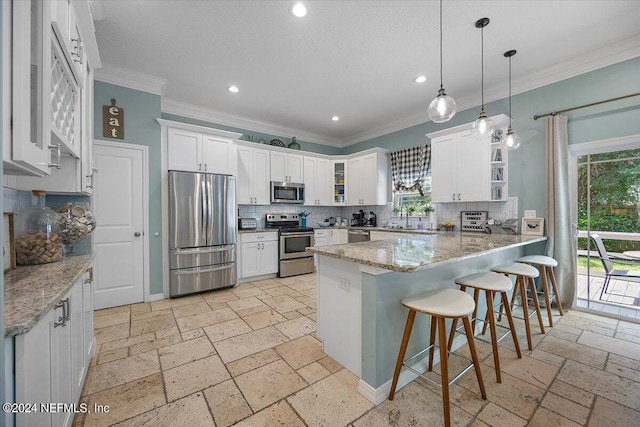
left=169, top=171, right=237, bottom=297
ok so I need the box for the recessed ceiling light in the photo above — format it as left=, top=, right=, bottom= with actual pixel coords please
left=290, top=2, right=307, bottom=18
left=227, top=85, right=239, bottom=93
left=414, top=75, right=427, bottom=83
left=331, top=116, right=340, bottom=121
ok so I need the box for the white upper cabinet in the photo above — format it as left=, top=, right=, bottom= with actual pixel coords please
left=51, top=0, right=85, bottom=84
left=431, top=130, right=490, bottom=202
left=270, top=151, right=304, bottom=183
left=5, top=0, right=98, bottom=182
left=429, top=134, right=457, bottom=203
left=15, top=48, right=96, bottom=195
left=6, top=0, right=53, bottom=175
left=429, top=115, right=509, bottom=203
left=166, top=127, right=237, bottom=175
left=237, top=145, right=270, bottom=205
left=347, top=150, right=388, bottom=206
left=202, top=135, right=236, bottom=175
left=303, top=156, right=331, bottom=206
left=167, top=128, right=201, bottom=172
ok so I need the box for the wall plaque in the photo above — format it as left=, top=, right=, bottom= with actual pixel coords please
left=103, top=98, right=124, bottom=139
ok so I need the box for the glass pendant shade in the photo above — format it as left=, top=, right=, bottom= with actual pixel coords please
left=473, top=18, right=492, bottom=138
left=503, top=49, right=520, bottom=150
left=428, top=0, right=455, bottom=124
left=503, top=127, right=521, bottom=151
left=428, top=87, right=457, bottom=123
left=472, top=109, right=495, bottom=137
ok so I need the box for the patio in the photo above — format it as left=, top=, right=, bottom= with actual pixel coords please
left=576, top=271, right=640, bottom=320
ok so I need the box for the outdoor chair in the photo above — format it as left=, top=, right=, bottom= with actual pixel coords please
left=590, top=234, right=640, bottom=300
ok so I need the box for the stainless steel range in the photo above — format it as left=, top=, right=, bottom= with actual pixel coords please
left=265, top=213, right=315, bottom=278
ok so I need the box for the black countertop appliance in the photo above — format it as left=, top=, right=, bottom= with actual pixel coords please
left=351, top=210, right=364, bottom=226
left=363, top=211, right=377, bottom=227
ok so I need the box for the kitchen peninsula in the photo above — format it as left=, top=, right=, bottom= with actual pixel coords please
left=309, top=231, right=546, bottom=404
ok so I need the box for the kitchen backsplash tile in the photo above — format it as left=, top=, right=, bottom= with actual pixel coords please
left=432, top=197, right=518, bottom=229
left=236, top=198, right=517, bottom=231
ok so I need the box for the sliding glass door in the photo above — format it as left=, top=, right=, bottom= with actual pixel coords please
left=573, top=146, right=640, bottom=319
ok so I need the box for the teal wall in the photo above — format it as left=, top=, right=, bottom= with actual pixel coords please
left=161, top=113, right=342, bottom=156
left=93, top=82, right=163, bottom=294
left=95, top=57, right=640, bottom=298
left=345, top=57, right=640, bottom=219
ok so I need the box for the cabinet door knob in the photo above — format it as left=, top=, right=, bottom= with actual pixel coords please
left=134, top=232, right=141, bottom=237
left=458, top=193, right=461, bottom=200
left=204, top=164, right=208, bottom=171
left=198, top=163, right=202, bottom=171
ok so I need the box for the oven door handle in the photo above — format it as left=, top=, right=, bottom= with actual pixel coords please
left=280, top=232, right=314, bottom=237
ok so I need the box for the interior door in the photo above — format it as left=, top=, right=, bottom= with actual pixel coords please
left=93, top=142, right=145, bottom=309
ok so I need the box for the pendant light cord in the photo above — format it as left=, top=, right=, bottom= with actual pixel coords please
left=508, top=54, right=512, bottom=127
left=480, top=26, right=484, bottom=109
left=439, top=0, right=443, bottom=90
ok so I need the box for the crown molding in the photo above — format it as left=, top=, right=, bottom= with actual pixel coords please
left=161, top=98, right=343, bottom=148
left=98, top=34, right=639, bottom=148
left=95, top=64, right=167, bottom=96
left=341, top=35, right=640, bottom=147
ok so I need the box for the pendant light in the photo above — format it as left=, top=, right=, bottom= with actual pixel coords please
left=503, top=49, right=521, bottom=150
left=428, top=0, right=456, bottom=123
left=471, top=18, right=494, bottom=137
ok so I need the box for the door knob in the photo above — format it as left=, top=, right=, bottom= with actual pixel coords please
left=134, top=232, right=141, bottom=237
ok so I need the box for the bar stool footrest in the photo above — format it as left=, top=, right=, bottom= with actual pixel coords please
left=402, top=348, right=477, bottom=389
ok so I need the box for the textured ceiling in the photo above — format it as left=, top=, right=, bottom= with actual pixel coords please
left=94, top=1, right=640, bottom=146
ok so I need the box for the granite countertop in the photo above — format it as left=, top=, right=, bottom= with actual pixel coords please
left=308, top=232, right=546, bottom=273
left=4, top=253, right=95, bottom=338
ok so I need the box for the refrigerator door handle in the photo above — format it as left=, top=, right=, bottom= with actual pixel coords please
left=206, top=176, right=213, bottom=244
left=172, top=245, right=235, bottom=255
left=200, top=178, right=207, bottom=242
left=173, top=263, right=235, bottom=275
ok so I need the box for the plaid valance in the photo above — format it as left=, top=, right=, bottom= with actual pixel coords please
left=389, top=145, right=431, bottom=195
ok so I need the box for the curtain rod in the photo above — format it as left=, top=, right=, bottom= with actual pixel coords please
left=533, top=92, right=640, bottom=120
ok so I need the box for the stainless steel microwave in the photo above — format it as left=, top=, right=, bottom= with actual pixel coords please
left=271, top=181, right=305, bottom=204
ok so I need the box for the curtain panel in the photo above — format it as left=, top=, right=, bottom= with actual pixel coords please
left=389, top=145, right=431, bottom=195
left=545, top=115, right=576, bottom=308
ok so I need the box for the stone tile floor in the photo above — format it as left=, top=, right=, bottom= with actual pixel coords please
left=75, top=273, right=640, bottom=426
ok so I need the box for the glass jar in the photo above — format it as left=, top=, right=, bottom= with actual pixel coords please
left=15, top=190, right=62, bottom=265
left=56, top=202, right=96, bottom=254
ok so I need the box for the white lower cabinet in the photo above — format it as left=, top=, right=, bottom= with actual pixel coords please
left=314, top=229, right=347, bottom=268
left=14, top=265, right=95, bottom=427
left=239, top=232, right=279, bottom=278
left=314, top=229, right=347, bottom=247
left=314, top=230, right=330, bottom=247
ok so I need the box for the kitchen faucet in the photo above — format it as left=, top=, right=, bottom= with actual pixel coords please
left=401, top=204, right=410, bottom=229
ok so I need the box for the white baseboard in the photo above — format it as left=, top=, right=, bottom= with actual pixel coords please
left=148, top=293, right=165, bottom=302
left=237, top=273, right=277, bottom=284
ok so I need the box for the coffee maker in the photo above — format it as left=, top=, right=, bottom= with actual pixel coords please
left=364, top=211, right=377, bottom=227
left=351, top=210, right=364, bottom=226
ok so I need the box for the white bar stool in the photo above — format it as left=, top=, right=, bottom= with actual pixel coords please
left=447, top=271, right=522, bottom=383
left=389, top=288, right=487, bottom=427
left=491, top=262, right=546, bottom=351
left=517, top=255, right=564, bottom=326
